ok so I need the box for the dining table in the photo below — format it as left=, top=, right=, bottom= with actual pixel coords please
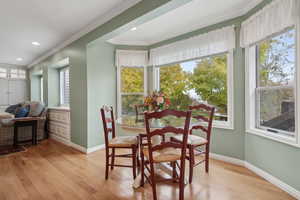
left=117, top=115, right=204, bottom=188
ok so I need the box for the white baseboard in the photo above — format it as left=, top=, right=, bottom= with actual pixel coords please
left=50, top=134, right=104, bottom=154
left=210, top=153, right=300, bottom=199
left=69, top=142, right=87, bottom=153
left=244, top=162, right=300, bottom=200
left=210, top=153, right=245, bottom=166
left=86, top=144, right=105, bottom=153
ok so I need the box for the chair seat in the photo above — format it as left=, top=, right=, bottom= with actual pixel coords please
left=143, top=147, right=182, bottom=163
left=108, top=136, right=137, bottom=148
left=172, top=134, right=208, bottom=146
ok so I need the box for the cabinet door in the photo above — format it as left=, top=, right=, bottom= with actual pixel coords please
left=8, top=80, right=27, bottom=105
left=0, top=79, right=9, bottom=105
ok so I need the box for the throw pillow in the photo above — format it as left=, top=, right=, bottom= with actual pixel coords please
left=15, top=107, right=29, bottom=118
left=5, top=104, right=21, bottom=114
left=28, top=102, right=44, bottom=117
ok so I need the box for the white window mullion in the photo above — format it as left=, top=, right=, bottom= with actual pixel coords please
left=117, top=66, right=121, bottom=119
left=296, top=20, right=300, bottom=145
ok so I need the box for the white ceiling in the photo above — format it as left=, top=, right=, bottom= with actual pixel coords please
left=0, top=0, right=139, bottom=66
left=108, top=0, right=263, bottom=46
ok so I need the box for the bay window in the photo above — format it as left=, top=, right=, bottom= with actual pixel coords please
left=246, top=28, right=299, bottom=144
left=154, top=52, right=233, bottom=128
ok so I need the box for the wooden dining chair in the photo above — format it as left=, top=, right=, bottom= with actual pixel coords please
left=171, top=104, right=215, bottom=183
left=100, top=106, right=139, bottom=180
left=135, top=104, right=146, bottom=122
left=141, top=109, right=192, bottom=200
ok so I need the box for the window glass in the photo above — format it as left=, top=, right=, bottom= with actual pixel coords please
left=121, top=67, right=144, bottom=93
left=0, top=68, right=7, bottom=78
left=60, top=68, right=70, bottom=106
left=256, top=28, right=295, bottom=136
left=120, top=67, right=144, bottom=116
left=159, top=53, right=228, bottom=121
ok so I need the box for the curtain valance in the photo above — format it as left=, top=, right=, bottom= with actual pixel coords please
left=149, top=26, right=235, bottom=66
left=115, top=50, right=148, bottom=67
left=240, top=0, right=299, bottom=47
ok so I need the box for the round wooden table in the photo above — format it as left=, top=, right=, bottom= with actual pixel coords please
left=118, top=115, right=201, bottom=188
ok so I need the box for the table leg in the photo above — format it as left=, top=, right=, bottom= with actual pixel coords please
left=13, top=126, right=18, bottom=147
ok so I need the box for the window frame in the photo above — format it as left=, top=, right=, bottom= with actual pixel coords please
left=245, top=27, right=300, bottom=147
left=117, top=65, right=147, bottom=118
left=9, top=68, right=26, bottom=79
left=0, top=68, right=8, bottom=79
left=59, top=67, right=70, bottom=107
left=40, top=76, right=44, bottom=103
left=153, top=51, right=234, bottom=130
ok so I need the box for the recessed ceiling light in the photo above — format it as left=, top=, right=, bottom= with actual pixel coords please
left=131, top=27, right=137, bottom=31
left=16, top=58, right=23, bottom=61
left=32, top=41, right=41, bottom=46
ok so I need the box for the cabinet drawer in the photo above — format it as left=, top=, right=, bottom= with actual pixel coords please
left=48, top=110, right=70, bottom=124
left=49, top=121, right=70, bottom=140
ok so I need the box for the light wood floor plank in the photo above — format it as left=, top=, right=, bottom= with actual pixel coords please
left=0, top=140, right=295, bottom=200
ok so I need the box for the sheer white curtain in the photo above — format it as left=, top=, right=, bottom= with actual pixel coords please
left=240, top=0, right=299, bottom=47
left=149, top=26, right=235, bottom=66
left=115, top=50, right=148, bottom=67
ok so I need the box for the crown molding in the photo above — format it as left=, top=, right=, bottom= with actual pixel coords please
left=28, top=0, right=142, bottom=68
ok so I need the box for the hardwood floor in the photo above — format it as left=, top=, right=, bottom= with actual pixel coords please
left=0, top=139, right=295, bottom=200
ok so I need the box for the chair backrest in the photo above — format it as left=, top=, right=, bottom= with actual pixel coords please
left=188, top=104, right=215, bottom=142
left=100, top=106, right=116, bottom=147
left=135, top=104, right=146, bottom=122
left=144, top=109, right=192, bottom=162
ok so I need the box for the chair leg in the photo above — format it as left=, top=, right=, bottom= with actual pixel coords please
left=149, top=163, right=157, bottom=200
left=111, top=148, right=115, bottom=170
left=132, top=146, right=137, bottom=179
left=179, top=160, right=186, bottom=200
left=189, top=145, right=194, bottom=184
left=171, top=161, right=177, bottom=182
left=205, top=144, right=209, bottom=173
left=141, top=151, right=145, bottom=187
left=105, top=148, right=110, bottom=180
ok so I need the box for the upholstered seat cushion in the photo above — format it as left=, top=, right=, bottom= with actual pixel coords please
left=0, top=112, right=14, bottom=120
left=108, top=136, right=137, bottom=147
left=172, top=135, right=208, bottom=146
left=143, top=147, right=182, bottom=163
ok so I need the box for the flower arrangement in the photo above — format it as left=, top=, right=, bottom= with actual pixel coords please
left=144, top=91, right=171, bottom=111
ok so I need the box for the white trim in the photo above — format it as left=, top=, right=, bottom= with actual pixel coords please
left=86, top=144, right=105, bottom=154
left=210, top=153, right=300, bottom=199
left=210, top=153, right=244, bottom=166
left=50, top=134, right=105, bottom=154
left=244, top=162, right=300, bottom=200
left=28, top=0, right=142, bottom=68
left=70, top=142, right=87, bottom=153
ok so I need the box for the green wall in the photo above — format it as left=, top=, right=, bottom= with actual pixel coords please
left=29, top=0, right=192, bottom=148
left=28, top=0, right=300, bottom=193
left=86, top=41, right=116, bottom=148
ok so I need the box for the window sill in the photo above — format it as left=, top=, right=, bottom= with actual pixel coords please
left=48, top=106, right=70, bottom=112
left=212, top=121, right=234, bottom=130
left=246, top=128, right=300, bottom=148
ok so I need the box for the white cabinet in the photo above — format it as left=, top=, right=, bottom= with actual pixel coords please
left=0, top=79, right=28, bottom=106
left=48, top=108, right=71, bottom=143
